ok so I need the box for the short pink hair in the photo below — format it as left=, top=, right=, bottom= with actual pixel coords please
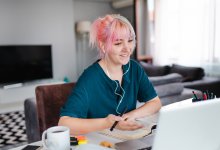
left=90, top=14, right=136, bottom=58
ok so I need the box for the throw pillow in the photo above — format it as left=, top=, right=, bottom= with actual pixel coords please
left=139, top=61, right=170, bottom=76
left=170, top=64, right=205, bottom=82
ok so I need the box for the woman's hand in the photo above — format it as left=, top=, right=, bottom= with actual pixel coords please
left=116, top=115, right=144, bottom=131
left=105, top=114, right=144, bottom=131
left=105, top=114, right=123, bottom=126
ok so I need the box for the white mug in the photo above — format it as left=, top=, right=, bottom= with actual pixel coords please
left=42, top=126, right=70, bottom=150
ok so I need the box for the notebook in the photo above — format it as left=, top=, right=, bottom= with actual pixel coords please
left=115, top=98, right=220, bottom=150
left=98, top=113, right=158, bottom=140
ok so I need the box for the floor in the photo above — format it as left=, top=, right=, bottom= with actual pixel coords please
left=0, top=101, right=27, bottom=150
left=0, top=101, right=24, bottom=114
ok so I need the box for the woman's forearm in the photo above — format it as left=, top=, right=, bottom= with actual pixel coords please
left=58, top=97, right=161, bottom=134
left=126, top=97, right=162, bottom=119
left=58, top=117, right=111, bottom=135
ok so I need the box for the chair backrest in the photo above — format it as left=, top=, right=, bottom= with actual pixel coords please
left=35, top=82, right=75, bottom=136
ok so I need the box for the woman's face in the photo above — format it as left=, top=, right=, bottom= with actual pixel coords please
left=106, top=36, right=134, bottom=66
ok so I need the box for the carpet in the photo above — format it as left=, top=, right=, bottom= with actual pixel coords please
left=0, top=111, right=27, bottom=149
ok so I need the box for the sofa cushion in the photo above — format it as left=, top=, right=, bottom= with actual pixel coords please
left=149, top=73, right=183, bottom=86
left=154, top=82, right=184, bottom=98
left=170, top=64, right=205, bottom=82
left=140, top=61, right=170, bottom=76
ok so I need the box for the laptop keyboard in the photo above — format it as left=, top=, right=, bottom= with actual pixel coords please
left=138, top=146, right=152, bottom=150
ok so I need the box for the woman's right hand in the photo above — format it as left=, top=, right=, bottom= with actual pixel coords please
left=105, top=114, right=123, bottom=126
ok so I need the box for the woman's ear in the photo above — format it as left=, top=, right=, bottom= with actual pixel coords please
left=99, top=42, right=105, bottom=54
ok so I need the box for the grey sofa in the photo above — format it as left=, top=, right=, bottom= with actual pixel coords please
left=140, top=62, right=220, bottom=97
left=148, top=73, right=197, bottom=106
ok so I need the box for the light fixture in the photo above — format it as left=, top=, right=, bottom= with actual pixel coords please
left=75, top=21, right=91, bottom=77
left=76, top=21, right=91, bottom=34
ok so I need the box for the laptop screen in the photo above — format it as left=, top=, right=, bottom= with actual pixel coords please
left=153, top=98, right=220, bottom=150
left=115, top=98, right=220, bottom=150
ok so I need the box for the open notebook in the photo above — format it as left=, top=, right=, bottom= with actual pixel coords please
left=98, top=113, right=158, bottom=140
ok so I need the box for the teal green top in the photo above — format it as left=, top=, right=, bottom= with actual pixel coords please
left=60, top=59, right=157, bottom=118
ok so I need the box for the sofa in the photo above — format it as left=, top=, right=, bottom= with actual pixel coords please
left=140, top=62, right=220, bottom=97
left=147, top=73, right=200, bottom=106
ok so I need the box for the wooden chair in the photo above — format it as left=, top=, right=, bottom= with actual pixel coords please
left=24, top=82, right=75, bottom=143
left=36, top=82, right=75, bottom=136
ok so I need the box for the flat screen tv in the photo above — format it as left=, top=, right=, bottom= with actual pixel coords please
left=0, top=45, right=53, bottom=85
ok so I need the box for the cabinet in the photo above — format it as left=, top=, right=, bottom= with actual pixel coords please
left=0, top=80, right=64, bottom=104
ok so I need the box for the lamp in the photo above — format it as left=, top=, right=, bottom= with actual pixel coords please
left=76, top=21, right=91, bottom=34
left=75, top=21, right=91, bottom=77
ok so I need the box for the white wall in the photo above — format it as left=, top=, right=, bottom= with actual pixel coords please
left=0, top=0, right=122, bottom=82
left=73, top=0, right=117, bottom=77
left=0, top=0, right=76, bottom=81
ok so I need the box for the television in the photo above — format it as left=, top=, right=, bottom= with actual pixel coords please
left=0, top=45, right=53, bottom=85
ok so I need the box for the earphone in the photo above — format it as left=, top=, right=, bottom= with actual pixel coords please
left=114, top=61, right=130, bottom=114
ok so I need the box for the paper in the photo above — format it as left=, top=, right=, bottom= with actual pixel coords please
left=98, top=113, right=158, bottom=140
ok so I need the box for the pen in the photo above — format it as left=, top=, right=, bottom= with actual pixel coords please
left=110, top=106, right=128, bottom=132
left=203, top=92, right=207, bottom=100
left=211, top=93, right=214, bottom=99
left=192, top=91, right=198, bottom=100
left=206, top=90, right=210, bottom=99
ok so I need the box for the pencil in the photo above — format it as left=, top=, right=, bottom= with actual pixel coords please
left=110, top=106, right=128, bottom=131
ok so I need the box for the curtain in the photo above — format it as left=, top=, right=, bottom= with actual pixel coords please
left=154, top=0, right=220, bottom=76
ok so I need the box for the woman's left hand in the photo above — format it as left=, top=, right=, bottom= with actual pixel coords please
left=115, top=115, right=144, bottom=131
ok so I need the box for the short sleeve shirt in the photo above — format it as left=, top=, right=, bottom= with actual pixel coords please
left=60, top=59, right=157, bottom=118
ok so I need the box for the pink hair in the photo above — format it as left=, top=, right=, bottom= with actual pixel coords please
left=90, top=14, right=136, bottom=58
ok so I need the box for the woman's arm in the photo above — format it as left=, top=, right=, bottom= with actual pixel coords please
left=58, top=114, right=124, bottom=135
left=59, top=97, right=161, bottom=134
left=115, top=97, right=162, bottom=130
left=126, top=96, right=162, bottom=118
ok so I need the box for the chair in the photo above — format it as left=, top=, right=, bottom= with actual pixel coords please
left=36, top=82, right=76, bottom=136
left=24, top=82, right=75, bottom=143
left=24, top=98, right=40, bottom=143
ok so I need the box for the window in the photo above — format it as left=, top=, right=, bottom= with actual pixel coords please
left=153, top=0, right=220, bottom=76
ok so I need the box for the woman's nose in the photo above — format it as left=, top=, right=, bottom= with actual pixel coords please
left=122, top=42, right=130, bottom=51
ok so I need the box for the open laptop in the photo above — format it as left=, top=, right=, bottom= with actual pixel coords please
left=115, top=98, right=220, bottom=150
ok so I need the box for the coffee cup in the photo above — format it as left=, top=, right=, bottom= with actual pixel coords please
left=42, top=126, right=70, bottom=150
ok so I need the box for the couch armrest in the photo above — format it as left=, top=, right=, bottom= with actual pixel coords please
left=149, top=73, right=183, bottom=86
left=24, top=98, right=40, bottom=143
left=183, top=77, right=220, bottom=97
left=154, top=82, right=184, bottom=98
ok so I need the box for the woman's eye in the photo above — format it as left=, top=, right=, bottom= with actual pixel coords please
left=128, top=39, right=133, bottom=42
left=114, top=42, right=122, bottom=45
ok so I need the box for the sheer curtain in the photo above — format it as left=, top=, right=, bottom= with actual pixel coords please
left=154, top=0, right=220, bottom=76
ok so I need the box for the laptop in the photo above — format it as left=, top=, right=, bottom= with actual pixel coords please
left=115, top=98, right=220, bottom=150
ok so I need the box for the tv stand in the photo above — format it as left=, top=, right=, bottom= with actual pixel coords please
left=0, top=79, right=64, bottom=105
left=3, top=83, right=23, bottom=90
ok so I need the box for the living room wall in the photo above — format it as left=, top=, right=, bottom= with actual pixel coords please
left=73, top=0, right=117, bottom=77
left=0, top=0, right=77, bottom=81
left=0, top=0, right=133, bottom=82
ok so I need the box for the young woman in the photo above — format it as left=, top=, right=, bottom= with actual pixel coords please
left=58, top=14, right=161, bottom=135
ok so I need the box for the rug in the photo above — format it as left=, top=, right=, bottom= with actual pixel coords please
left=0, top=111, right=27, bottom=149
